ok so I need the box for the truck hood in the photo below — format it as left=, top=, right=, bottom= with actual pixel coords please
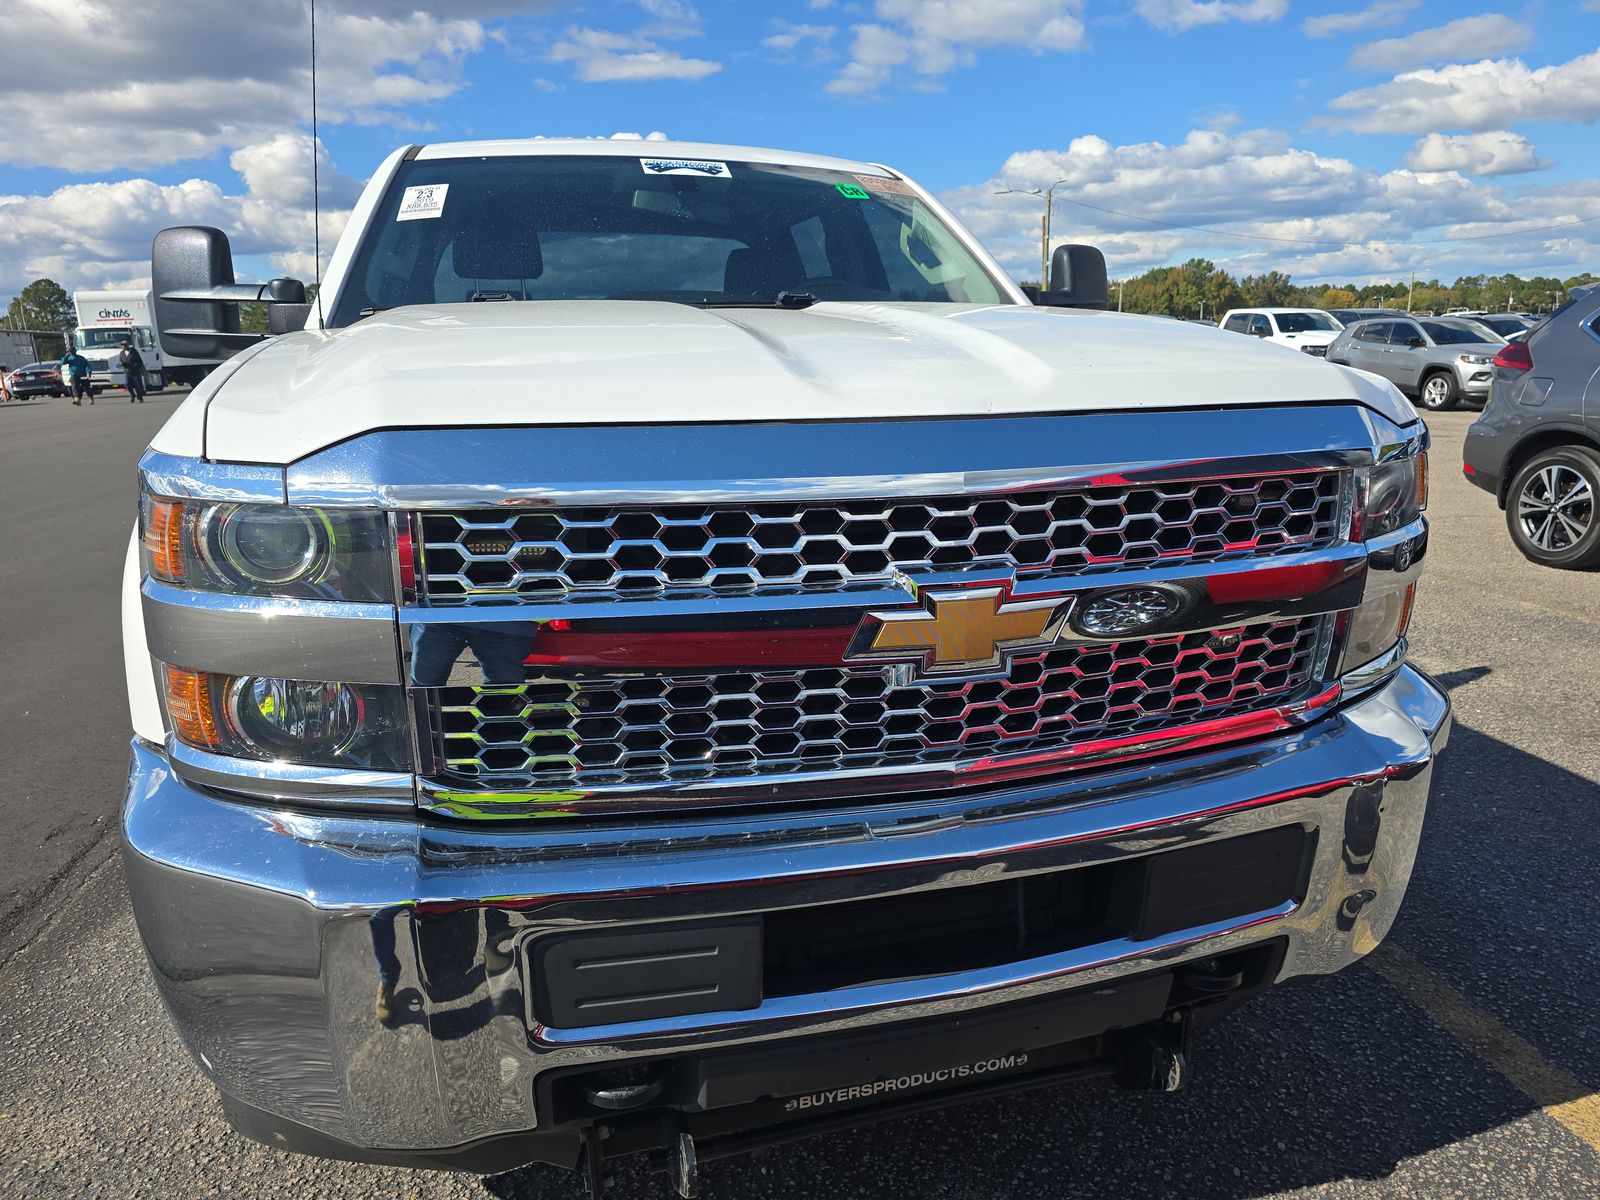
left=201, top=301, right=1414, bottom=464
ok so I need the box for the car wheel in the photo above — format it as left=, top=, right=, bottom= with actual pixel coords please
left=1505, top=446, right=1600, bottom=570
left=1418, top=371, right=1458, bottom=411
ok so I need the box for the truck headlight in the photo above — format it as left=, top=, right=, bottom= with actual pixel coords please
left=1341, top=439, right=1427, bottom=679
left=162, top=666, right=411, bottom=770
left=1354, top=449, right=1427, bottom=541
left=1339, top=583, right=1417, bottom=677
left=142, top=496, right=393, bottom=602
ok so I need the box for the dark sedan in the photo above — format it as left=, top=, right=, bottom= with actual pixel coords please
left=1327, top=307, right=1407, bottom=327
left=4, top=362, right=65, bottom=398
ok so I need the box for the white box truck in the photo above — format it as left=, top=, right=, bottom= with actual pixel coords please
left=72, top=290, right=221, bottom=390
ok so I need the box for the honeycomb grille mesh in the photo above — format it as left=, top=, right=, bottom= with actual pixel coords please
left=432, top=617, right=1327, bottom=791
left=417, top=472, right=1344, bottom=604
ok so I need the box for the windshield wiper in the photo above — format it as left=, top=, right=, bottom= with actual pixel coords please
left=696, top=291, right=821, bottom=310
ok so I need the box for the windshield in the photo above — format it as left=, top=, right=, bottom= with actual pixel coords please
left=1421, top=320, right=1501, bottom=345
left=1274, top=312, right=1338, bottom=333
left=330, top=155, right=1008, bottom=326
left=78, top=327, right=131, bottom=349
left=1478, top=316, right=1528, bottom=335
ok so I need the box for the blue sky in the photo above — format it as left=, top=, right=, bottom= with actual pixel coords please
left=2, top=0, right=1598, bottom=297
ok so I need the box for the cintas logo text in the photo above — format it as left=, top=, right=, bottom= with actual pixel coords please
left=97, top=308, right=132, bottom=321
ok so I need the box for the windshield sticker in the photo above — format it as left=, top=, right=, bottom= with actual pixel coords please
left=396, top=183, right=448, bottom=221
left=640, top=158, right=729, bottom=177
left=835, top=182, right=870, bottom=200
left=855, top=174, right=914, bottom=196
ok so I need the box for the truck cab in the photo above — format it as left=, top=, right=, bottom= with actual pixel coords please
left=120, top=138, right=1447, bottom=1196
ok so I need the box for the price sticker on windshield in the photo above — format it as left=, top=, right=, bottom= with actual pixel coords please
left=854, top=174, right=914, bottom=196
left=397, top=184, right=449, bottom=221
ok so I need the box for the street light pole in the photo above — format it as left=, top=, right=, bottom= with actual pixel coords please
left=994, top=178, right=1071, bottom=289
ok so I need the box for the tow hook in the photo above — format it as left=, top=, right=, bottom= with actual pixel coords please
left=670, top=1124, right=699, bottom=1199
left=1118, top=1009, right=1191, bottom=1093
left=578, top=1123, right=613, bottom=1200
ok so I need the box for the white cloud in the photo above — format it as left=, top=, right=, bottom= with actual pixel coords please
left=1303, top=0, right=1419, bottom=39
left=1324, top=49, right=1600, bottom=133
left=1405, top=131, right=1551, bottom=177
left=0, top=0, right=548, bottom=172
left=1348, top=14, right=1533, bottom=73
left=762, top=21, right=838, bottom=52
left=937, top=127, right=1600, bottom=285
left=827, top=0, right=1086, bottom=95
left=548, top=1, right=721, bottom=82
left=0, top=134, right=364, bottom=297
left=1134, top=0, right=1287, bottom=34
left=828, top=25, right=915, bottom=95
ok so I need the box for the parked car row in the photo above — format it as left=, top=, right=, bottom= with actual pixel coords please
left=1326, top=316, right=1507, bottom=412
left=1217, top=306, right=1539, bottom=413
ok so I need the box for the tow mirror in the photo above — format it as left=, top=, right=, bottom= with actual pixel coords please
left=152, top=226, right=308, bottom=360
left=1036, top=244, right=1108, bottom=310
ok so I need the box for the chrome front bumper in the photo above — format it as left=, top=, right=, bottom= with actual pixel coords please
left=122, top=664, right=1449, bottom=1157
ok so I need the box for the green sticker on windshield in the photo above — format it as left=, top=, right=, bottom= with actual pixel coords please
left=835, top=182, right=869, bottom=200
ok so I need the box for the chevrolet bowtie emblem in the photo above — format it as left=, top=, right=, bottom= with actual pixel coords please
left=846, top=582, right=1072, bottom=679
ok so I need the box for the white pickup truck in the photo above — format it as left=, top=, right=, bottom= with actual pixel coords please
left=122, top=139, right=1446, bottom=1195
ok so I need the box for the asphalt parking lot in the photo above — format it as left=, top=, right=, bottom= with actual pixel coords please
left=2, top=395, right=1598, bottom=1199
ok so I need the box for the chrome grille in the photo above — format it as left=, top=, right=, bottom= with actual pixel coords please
left=417, top=472, right=1345, bottom=604
left=431, top=616, right=1327, bottom=792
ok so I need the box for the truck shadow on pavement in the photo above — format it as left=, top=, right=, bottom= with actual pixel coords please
left=483, top=667, right=1600, bottom=1199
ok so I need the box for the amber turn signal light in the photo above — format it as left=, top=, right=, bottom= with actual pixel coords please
left=164, top=666, right=222, bottom=750
left=144, top=498, right=187, bottom=583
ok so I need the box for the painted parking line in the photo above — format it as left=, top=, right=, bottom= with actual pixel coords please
left=1368, top=943, right=1600, bottom=1152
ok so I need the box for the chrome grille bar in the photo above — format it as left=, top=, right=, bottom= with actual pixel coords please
left=423, top=615, right=1331, bottom=816
left=417, top=471, right=1344, bottom=604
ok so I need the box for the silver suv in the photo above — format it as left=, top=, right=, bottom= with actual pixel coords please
left=1463, top=284, right=1600, bottom=568
left=1326, top=316, right=1504, bottom=411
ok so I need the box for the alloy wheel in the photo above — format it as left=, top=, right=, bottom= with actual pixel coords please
left=1518, top=464, right=1594, bottom=552
left=1421, top=376, right=1452, bottom=409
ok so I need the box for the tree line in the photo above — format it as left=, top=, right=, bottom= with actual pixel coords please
left=1104, top=259, right=1599, bottom=320
left=2, top=278, right=74, bottom=358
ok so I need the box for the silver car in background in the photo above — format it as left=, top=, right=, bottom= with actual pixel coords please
left=1326, top=316, right=1505, bottom=411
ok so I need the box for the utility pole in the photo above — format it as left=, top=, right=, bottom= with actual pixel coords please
left=1040, top=211, right=1049, bottom=289
left=1117, top=279, right=1125, bottom=312
left=1407, top=271, right=1415, bottom=314
left=994, top=178, right=1070, bottom=289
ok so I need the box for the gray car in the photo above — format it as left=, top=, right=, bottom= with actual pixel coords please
left=1455, top=313, right=1536, bottom=342
left=1463, top=283, right=1600, bottom=569
left=1326, top=316, right=1505, bottom=411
